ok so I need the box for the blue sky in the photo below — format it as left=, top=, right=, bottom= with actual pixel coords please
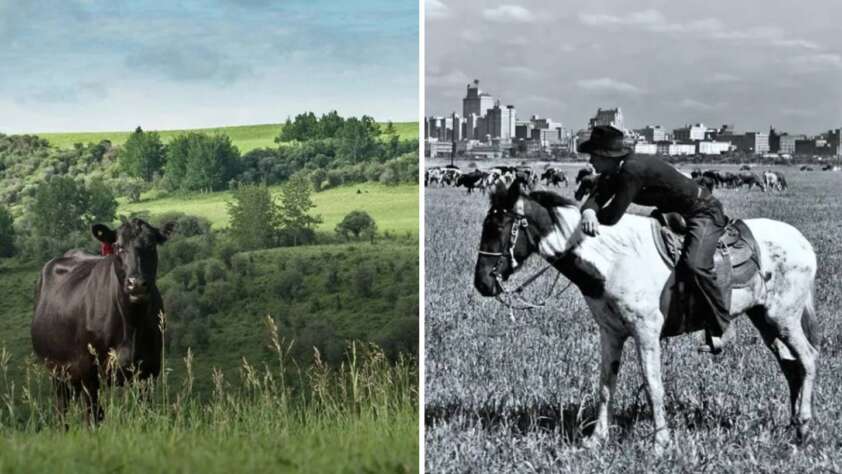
left=0, top=0, right=418, bottom=133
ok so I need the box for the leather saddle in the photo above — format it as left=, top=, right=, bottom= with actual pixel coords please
left=650, top=211, right=762, bottom=338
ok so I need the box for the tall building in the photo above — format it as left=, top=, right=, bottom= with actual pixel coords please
left=485, top=102, right=516, bottom=141
left=769, top=127, right=781, bottom=153
left=637, top=125, right=668, bottom=143
left=464, top=113, right=480, bottom=140
left=462, top=79, right=495, bottom=119
left=589, top=107, right=624, bottom=131
left=673, top=123, right=706, bottom=142
left=779, top=134, right=803, bottom=154
left=515, top=121, right=532, bottom=140
left=729, top=132, right=769, bottom=154
left=828, top=128, right=842, bottom=156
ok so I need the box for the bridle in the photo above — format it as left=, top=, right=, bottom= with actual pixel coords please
left=477, top=208, right=530, bottom=273
left=477, top=207, right=571, bottom=317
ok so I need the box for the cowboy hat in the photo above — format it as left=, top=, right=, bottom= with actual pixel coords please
left=577, top=125, right=631, bottom=158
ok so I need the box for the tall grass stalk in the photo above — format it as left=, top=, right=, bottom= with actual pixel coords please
left=0, top=313, right=417, bottom=473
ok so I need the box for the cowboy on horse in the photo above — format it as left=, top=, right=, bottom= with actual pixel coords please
left=578, top=125, right=730, bottom=354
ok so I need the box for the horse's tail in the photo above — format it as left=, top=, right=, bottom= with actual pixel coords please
left=802, top=281, right=819, bottom=350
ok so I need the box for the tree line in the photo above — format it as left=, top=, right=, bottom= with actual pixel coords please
left=0, top=112, right=417, bottom=213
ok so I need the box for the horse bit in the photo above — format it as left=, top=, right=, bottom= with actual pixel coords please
left=477, top=209, right=570, bottom=317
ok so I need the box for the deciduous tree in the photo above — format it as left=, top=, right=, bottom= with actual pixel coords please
left=278, top=173, right=322, bottom=246
left=227, top=184, right=280, bottom=250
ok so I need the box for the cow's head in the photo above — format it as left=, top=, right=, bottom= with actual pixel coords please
left=93, top=219, right=175, bottom=303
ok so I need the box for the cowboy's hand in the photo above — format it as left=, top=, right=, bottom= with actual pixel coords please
left=582, top=209, right=600, bottom=236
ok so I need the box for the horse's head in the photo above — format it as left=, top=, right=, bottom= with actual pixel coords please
left=474, top=179, right=539, bottom=297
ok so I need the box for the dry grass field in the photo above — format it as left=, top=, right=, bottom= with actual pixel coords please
left=424, top=161, right=842, bottom=472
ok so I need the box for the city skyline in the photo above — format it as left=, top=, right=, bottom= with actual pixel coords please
left=426, top=0, right=842, bottom=134
left=0, top=0, right=418, bottom=134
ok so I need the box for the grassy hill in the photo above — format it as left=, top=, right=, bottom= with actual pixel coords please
left=35, top=122, right=418, bottom=153
left=0, top=239, right=418, bottom=395
left=120, top=182, right=419, bottom=234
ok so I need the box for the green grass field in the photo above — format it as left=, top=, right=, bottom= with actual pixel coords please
left=0, top=238, right=419, bottom=473
left=425, top=165, right=842, bottom=472
left=0, top=330, right=417, bottom=474
left=120, top=182, right=419, bottom=235
left=36, top=122, right=418, bottom=153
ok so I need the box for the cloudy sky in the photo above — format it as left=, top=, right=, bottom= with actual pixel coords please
left=0, top=0, right=417, bottom=133
left=426, top=0, right=842, bottom=134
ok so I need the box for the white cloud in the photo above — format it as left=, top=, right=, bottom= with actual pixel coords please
left=460, top=29, right=484, bottom=43
left=771, top=38, right=820, bottom=50
left=579, top=9, right=664, bottom=28
left=426, top=0, right=449, bottom=20
left=426, top=69, right=470, bottom=88
left=708, top=72, right=741, bottom=83
left=500, top=65, right=537, bottom=78
left=679, top=99, right=717, bottom=111
left=522, top=95, right=566, bottom=108
left=576, top=78, right=643, bottom=95
left=788, top=53, right=842, bottom=72
left=579, top=10, right=823, bottom=51
left=482, top=5, right=535, bottom=23
left=781, top=108, right=816, bottom=118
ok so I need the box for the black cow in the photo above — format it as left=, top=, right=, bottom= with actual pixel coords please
left=32, top=219, right=174, bottom=423
left=694, top=175, right=716, bottom=193
left=456, top=170, right=488, bottom=194
left=541, top=168, right=568, bottom=187
left=738, top=171, right=766, bottom=191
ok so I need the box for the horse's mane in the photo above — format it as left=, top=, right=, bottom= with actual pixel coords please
left=528, top=191, right=578, bottom=210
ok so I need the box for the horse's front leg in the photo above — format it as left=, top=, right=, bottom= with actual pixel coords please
left=634, top=318, right=670, bottom=454
left=585, top=328, right=626, bottom=447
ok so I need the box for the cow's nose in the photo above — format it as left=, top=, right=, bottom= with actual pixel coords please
left=127, top=277, right=146, bottom=291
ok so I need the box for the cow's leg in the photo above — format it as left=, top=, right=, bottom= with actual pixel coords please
left=80, top=377, right=103, bottom=426
left=634, top=317, right=670, bottom=454
left=584, top=327, right=626, bottom=447
left=53, top=377, right=76, bottom=429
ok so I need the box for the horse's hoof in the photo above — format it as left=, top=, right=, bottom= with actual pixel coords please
left=653, top=429, right=671, bottom=456
left=795, top=421, right=811, bottom=445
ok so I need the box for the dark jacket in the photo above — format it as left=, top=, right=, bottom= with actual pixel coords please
left=582, top=154, right=710, bottom=225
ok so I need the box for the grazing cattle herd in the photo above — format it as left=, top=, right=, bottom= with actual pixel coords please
left=425, top=161, right=817, bottom=200
left=426, top=165, right=571, bottom=195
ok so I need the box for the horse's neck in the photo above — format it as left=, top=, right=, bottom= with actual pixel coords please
left=539, top=208, right=654, bottom=281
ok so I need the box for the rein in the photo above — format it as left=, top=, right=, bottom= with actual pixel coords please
left=479, top=208, right=574, bottom=322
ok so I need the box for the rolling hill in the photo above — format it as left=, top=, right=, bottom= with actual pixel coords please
left=120, top=182, right=419, bottom=234
left=34, top=122, right=419, bottom=153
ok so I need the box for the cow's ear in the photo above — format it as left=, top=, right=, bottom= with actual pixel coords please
left=92, top=224, right=116, bottom=244
left=156, top=221, right=176, bottom=244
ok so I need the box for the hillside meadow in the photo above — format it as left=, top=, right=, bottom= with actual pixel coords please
left=425, top=163, right=842, bottom=472
left=120, top=182, right=419, bottom=234
left=36, top=121, right=418, bottom=153
left=0, top=181, right=419, bottom=473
